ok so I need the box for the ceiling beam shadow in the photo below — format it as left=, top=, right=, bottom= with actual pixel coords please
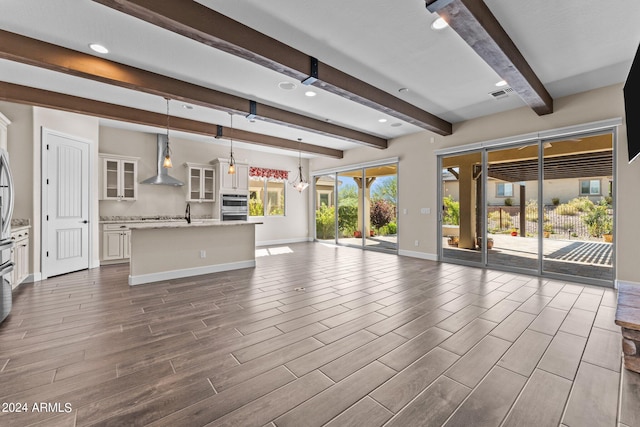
left=0, top=29, right=383, bottom=150
left=0, top=81, right=343, bottom=158
left=426, top=0, right=553, bottom=115
left=92, top=0, right=452, bottom=136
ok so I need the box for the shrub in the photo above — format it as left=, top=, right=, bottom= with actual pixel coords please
left=543, top=222, right=553, bottom=233
left=488, top=210, right=512, bottom=229
left=443, top=195, right=460, bottom=225
left=524, top=199, right=549, bottom=222
left=556, top=203, right=577, bottom=216
left=315, top=204, right=335, bottom=239
left=568, top=197, right=594, bottom=212
left=387, top=222, right=397, bottom=234
left=249, top=198, right=264, bottom=216
left=377, top=225, right=389, bottom=236
left=338, top=205, right=358, bottom=235
left=370, top=199, right=394, bottom=231
left=504, top=197, right=513, bottom=206
left=551, top=197, right=560, bottom=206
left=582, top=200, right=613, bottom=237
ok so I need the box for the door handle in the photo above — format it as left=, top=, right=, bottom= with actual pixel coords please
left=80, top=220, right=89, bottom=224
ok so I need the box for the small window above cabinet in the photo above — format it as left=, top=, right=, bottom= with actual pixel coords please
left=185, top=163, right=215, bottom=202
left=99, top=154, right=139, bottom=201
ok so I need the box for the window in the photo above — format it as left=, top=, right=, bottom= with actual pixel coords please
left=319, top=193, right=330, bottom=207
left=580, top=179, right=601, bottom=195
left=249, top=167, right=287, bottom=216
left=496, top=182, right=513, bottom=197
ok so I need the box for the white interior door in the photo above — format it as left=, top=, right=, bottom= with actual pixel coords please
left=43, top=129, right=90, bottom=278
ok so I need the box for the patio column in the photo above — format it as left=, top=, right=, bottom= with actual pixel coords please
left=354, top=177, right=376, bottom=237
left=458, top=160, right=477, bottom=249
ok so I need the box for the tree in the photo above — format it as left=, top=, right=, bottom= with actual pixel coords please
left=442, top=195, right=460, bottom=225
left=372, top=176, right=397, bottom=204
left=370, top=199, right=394, bottom=231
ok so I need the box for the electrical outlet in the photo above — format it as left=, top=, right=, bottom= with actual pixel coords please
left=200, top=250, right=206, bottom=258
left=414, top=240, right=419, bottom=247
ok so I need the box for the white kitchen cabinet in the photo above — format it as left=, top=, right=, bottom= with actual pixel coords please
left=185, top=163, right=215, bottom=202
left=99, top=154, right=139, bottom=201
left=101, top=224, right=131, bottom=262
left=10, top=227, right=30, bottom=288
left=10, top=228, right=29, bottom=289
left=212, top=158, right=249, bottom=193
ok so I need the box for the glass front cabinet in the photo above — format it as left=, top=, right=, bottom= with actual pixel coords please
left=185, top=163, right=215, bottom=202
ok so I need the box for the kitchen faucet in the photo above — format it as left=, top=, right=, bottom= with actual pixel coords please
left=185, top=202, right=191, bottom=224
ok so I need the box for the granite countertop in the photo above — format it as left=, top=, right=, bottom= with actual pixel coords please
left=99, top=215, right=212, bottom=224
left=11, top=218, right=30, bottom=227
left=128, top=219, right=262, bottom=230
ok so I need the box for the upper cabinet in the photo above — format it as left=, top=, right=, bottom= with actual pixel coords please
left=185, top=163, right=215, bottom=202
left=212, top=158, right=249, bottom=194
left=99, top=154, right=139, bottom=201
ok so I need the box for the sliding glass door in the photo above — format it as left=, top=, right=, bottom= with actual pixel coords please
left=438, top=129, right=615, bottom=287
left=313, top=161, right=398, bottom=254
left=486, top=143, right=539, bottom=273
left=440, top=151, right=483, bottom=265
left=541, top=133, right=614, bottom=281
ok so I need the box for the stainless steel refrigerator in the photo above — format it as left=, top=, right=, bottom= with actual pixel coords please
left=0, top=148, right=14, bottom=324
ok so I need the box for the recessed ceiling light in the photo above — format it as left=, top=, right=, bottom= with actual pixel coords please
left=398, top=88, right=409, bottom=93
left=278, top=82, right=297, bottom=91
left=495, top=80, right=508, bottom=87
left=391, top=123, right=402, bottom=127
left=305, top=91, right=317, bottom=97
left=378, top=118, right=388, bottom=123
left=431, top=17, right=449, bottom=30
left=89, top=43, right=109, bottom=54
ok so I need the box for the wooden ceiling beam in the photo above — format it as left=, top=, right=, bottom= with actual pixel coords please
left=92, top=0, right=452, bottom=136
left=0, top=81, right=343, bottom=159
left=0, top=29, right=384, bottom=150
left=426, top=0, right=553, bottom=115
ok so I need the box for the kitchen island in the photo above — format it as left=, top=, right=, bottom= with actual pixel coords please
left=127, top=220, right=260, bottom=286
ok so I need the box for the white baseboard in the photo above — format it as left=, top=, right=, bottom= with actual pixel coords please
left=398, top=249, right=438, bottom=261
left=615, top=279, right=640, bottom=290
left=256, top=237, right=312, bottom=247
left=128, top=260, right=256, bottom=286
left=23, top=272, right=43, bottom=283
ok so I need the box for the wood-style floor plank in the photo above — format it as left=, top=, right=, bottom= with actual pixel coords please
left=0, top=242, right=634, bottom=427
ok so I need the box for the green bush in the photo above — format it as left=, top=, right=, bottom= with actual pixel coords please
left=377, top=225, right=389, bottom=236
left=504, top=197, right=513, bottom=206
left=387, top=222, right=397, bottom=234
left=568, top=197, right=594, bottom=212
left=249, top=198, right=264, bottom=216
left=370, top=199, right=394, bottom=231
left=443, top=195, right=460, bottom=225
left=555, top=203, right=578, bottom=216
left=488, top=210, right=512, bottom=229
left=551, top=197, right=560, bottom=206
left=582, top=200, right=613, bottom=237
left=337, top=205, right=358, bottom=235
left=315, top=205, right=335, bottom=239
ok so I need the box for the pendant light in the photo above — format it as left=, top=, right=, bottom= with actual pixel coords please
left=228, top=112, right=236, bottom=174
left=291, top=138, right=309, bottom=192
left=162, top=97, right=173, bottom=168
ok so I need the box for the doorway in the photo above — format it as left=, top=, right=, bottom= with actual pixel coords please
left=41, top=128, right=92, bottom=279
left=439, top=129, right=615, bottom=287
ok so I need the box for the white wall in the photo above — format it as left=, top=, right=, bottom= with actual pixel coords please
left=99, top=126, right=309, bottom=245
left=0, top=103, right=101, bottom=278
left=311, top=84, right=639, bottom=282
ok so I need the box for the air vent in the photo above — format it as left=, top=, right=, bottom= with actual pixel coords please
left=489, top=87, right=514, bottom=99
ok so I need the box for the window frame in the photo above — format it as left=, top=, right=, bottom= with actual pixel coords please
left=248, top=177, right=286, bottom=217
left=496, top=182, right=514, bottom=198
left=579, top=179, right=601, bottom=196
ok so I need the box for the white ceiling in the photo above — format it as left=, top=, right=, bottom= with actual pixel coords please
left=0, top=0, right=639, bottom=157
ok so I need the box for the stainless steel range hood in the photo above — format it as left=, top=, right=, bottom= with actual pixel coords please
left=140, top=134, right=184, bottom=186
